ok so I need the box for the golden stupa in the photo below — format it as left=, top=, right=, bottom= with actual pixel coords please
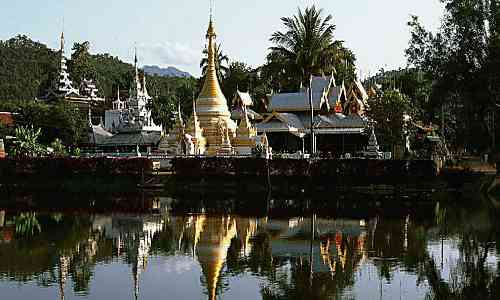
left=235, top=107, right=257, bottom=155
left=196, top=19, right=237, bottom=156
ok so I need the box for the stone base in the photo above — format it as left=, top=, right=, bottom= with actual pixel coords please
left=216, top=146, right=233, bottom=156
left=236, top=147, right=252, bottom=156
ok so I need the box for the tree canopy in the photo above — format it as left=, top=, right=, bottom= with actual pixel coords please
left=406, top=0, right=500, bottom=151
left=269, top=5, right=356, bottom=88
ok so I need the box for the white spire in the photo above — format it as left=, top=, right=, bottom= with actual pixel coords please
left=192, top=98, right=198, bottom=136
left=88, top=106, right=93, bottom=127
left=134, top=45, right=141, bottom=94
left=142, top=73, right=149, bottom=97
left=56, top=30, right=78, bottom=97
left=178, top=102, right=184, bottom=126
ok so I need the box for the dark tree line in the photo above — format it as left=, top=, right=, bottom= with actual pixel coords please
left=406, top=0, right=500, bottom=152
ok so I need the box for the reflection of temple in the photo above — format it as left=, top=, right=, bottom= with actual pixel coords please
left=196, top=216, right=237, bottom=300
left=168, top=215, right=259, bottom=299
left=91, top=215, right=164, bottom=299
left=263, top=218, right=369, bottom=274
left=0, top=211, right=434, bottom=300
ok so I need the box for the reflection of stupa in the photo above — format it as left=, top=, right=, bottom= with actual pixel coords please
left=196, top=216, right=237, bottom=300
left=58, top=255, right=71, bottom=300
left=235, top=217, right=258, bottom=257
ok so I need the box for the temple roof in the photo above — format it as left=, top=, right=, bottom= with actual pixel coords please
left=97, top=131, right=161, bottom=147
left=327, top=84, right=347, bottom=107
left=269, top=91, right=325, bottom=112
left=230, top=107, right=263, bottom=120
left=268, top=76, right=335, bottom=112
left=232, top=91, right=253, bottom=107
left=256, top=111, right=368, bottom=135
left=88, top=124, right=113, bottom=145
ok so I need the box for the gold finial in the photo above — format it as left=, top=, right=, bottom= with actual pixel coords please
left=207, top=0, right=216, bottom=38
left=198, top=15, right=225, bottom=102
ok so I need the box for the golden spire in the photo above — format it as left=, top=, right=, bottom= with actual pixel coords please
left=198, top=18, right=227, bottom=104
left=192, top=98, right=198, bottom=136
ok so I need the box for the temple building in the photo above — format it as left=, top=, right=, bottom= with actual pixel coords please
left=92, top=51, right=162, bottom=154
left=44, top=32, right=105, bottom=119
left=256, top=76, right=370, bottom=156
left=230, top=90, right=263, bottom=123
left=104, top=51, right=162, bottom=134
left=160, top=18, right=267, bottom=157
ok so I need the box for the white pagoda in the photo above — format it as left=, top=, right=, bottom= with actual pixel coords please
left=45, top=32, right=105, bottom=111
left=104, top=50, right=162, bottom=134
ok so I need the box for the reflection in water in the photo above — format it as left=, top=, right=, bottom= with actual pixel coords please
left=0, top=192, right=499, bottom=299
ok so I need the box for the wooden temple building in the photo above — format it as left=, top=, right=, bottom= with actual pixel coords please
left=256, top=76, right=372, bottom=157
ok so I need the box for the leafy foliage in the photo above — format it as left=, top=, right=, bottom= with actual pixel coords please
left=406, top=0, right=500, bottom=151
left=269, top=5, right=356, bottom=88
left=68, top=42, right=96, bottom=86
left=0, top=100, right=87, bottom=146
left=10, top=125, right=46, bottom=157
left=50, top=138, right=67, bottom=157
left=0, top=35, right=58, bottom=100
left=200, top=42, right=229, bottom=83
left=367, top=90, right=414, bottom=150
left=14, top=213, right=41, bottom=237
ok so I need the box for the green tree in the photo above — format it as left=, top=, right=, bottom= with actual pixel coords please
left=222, top=61, right=252, bottom=103
left=406, top=1, right=500, bottom=151
left=149, top=92, right=177, bottom=130
left=0, top=100, right=87, bottom=146
left=367, top=90, right=414, bottom=151
left=68, top=42, right=96, bottom=86
left=0, top=35, right=59, bottom=100
left=14, top=213, right=41, bottom=237
left=269, top=5, right=354, bottom=88
left=200, top=42, right=229, bottom=83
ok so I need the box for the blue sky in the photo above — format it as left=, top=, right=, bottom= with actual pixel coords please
left=0, top=0, right=444, bottom=77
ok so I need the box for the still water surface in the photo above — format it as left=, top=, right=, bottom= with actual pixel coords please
left=0, top=191, right=499, bottom=299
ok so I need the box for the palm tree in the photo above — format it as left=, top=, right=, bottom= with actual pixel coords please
left=269, top=5, right=351, bottom=86
left=200, top=42, right=229, bottom=83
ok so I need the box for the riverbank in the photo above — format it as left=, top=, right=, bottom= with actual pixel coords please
left=0, top=157, right=494, bottom=195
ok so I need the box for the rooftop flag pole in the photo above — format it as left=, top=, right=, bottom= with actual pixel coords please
left=309, top=74, right=314, bottom=155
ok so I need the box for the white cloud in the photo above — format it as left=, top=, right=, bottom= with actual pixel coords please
left=138, top=41, right=200, bottom=68
left=161, top=255, right=198, bottom=274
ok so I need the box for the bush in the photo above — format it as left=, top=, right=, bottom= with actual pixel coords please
left=50, top=138, right=67, bottom=157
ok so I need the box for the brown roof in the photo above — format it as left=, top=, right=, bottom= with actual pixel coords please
left=0, top=112, right=14, bottom=126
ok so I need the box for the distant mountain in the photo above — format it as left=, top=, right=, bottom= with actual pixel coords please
left=143, top=65, right=192, bottom=78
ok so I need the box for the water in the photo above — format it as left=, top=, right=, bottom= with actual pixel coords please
left=0, top=190, right=499, bottom=299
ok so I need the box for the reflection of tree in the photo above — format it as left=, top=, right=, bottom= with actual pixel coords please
left=0, top=213, right=109, bottom=296
left=14, top=212, right=41, bottom=237
left=423, top=197, right=500, bottom=299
